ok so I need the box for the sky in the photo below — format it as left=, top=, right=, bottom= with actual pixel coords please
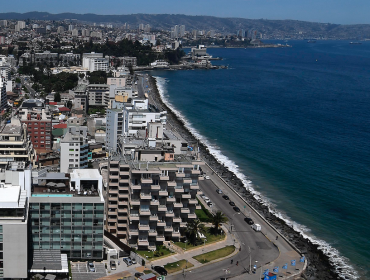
left=1, top=0, right=370, bottom=25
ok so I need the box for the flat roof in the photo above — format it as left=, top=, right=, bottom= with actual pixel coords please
left=31, top=250, right=63, bottom=271
left=1, top=123, right=22, bottom=135
left=0, top=185, right=20, bottom=206
left=70, top=169, right=101, bottom=179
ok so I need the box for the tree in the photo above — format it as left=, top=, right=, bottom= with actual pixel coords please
left=210, top=211, right=228, bottom=234
left=185, top=219, right=206, bottom=245
left=54, top=92, right=61, bottom=102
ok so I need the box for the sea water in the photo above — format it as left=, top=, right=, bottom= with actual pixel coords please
left=151, top=41, right=370, bottom=279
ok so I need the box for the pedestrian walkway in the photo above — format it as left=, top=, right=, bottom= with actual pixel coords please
left=150, top=225, right=239, bottom=274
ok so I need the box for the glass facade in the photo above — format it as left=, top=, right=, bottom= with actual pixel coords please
left=29, top=202, right=104, bottom=259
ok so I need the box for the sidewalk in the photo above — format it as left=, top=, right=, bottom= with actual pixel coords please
left=150, top=225, right=239, bottom=273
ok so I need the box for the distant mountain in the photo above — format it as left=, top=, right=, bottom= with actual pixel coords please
left=1, top=12, right=370, bottom=39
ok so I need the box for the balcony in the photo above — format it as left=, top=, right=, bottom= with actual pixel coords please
left=158, top=205, right=167, bottom=212
left=173, top=217, right=182, bottom=223
left=174, top=202, right=183, bottom=208
left=141, top=177, right=153, bottom=184
left=131, top=199, right=140, bottom=205
left=167, top=196, right=176, bottom=202
left=131, top=183, right=141, bottom=190
left=139, top=224, right=150, bottom=231
left=188, top=213, right=197, bottom=219
left=159, top=190, right=168, bottom=196
left=150, top=199, right=159, bottom=206
left=175, top=186, right=184, bottom=193
left=149, top=229, right=157, bottom=236
left=140, top=193, right=152, bottom=200
left=190, top=183, right=199, bottom=190
left=129, top=228, right=139, bottom=234
left=196, top=205, right=202, bottom=210
left=181, top=208, right=190, bottom=214
left=120, top=171, right=130, bottom=176
left=139, top=209, right=151, bottom=216
left=129, top=212, right=139, bottom=221
left=156, top=235, right=165, bottom=242
left=165, top=226, right=173, bottom=232
left=119, top=200, right=129, bottom=205
left=189, top=199, right=198, bottom=204
left=117, top=230, right=126, bottom=235
left=108, top=224, right=116, bottom=230
left=108, top=209, right=117, bottom=215
left=159, top=175, right=169, bottom=181
left=198, top=176, right=204, bottom=181
left=138, top=239, right=149, bottom=246
left=172, top=231, right=181, bottom=238
left=176, top=172, right=185, bottom=178
left=110, top=175, right=119, bottom=180
left=108, top=218, right=116, bottom=223
left=119, top=185, right=129, bottom=191
left=180, top=222, right=187, bottom=227
left=191, top=169, right=201, bottom=175
left=183, top=178, right=192, bottom=184
left=109, top=196, right=119, bottom=201
left=110, top=189, right=119, bottom=194
left=109, top=182, right=119, bottom=187
left=151, top=184, right=160, bottom=190
left=182, top=193, right=191, bottom=199
left=166, top=210, right=174, bottom=217
left=157, top=220, right=166, bottom=227
left=167, top=181, right=176, bottom=187
left=150, top=214, right=159, bottom=221
left=149, top=242, right=156, bottom=250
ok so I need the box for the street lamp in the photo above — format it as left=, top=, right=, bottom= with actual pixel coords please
left=230, top=212, right=241, bottom=232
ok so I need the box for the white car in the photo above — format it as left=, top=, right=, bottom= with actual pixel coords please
left=205, top=176, right=210, bottom=180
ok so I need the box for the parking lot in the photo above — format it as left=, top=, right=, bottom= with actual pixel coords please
left=70, top=262, right=106, bottom=280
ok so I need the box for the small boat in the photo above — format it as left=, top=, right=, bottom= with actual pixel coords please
left=307, top=40, right=317, bottom=43
left=349, top=42, right=362, bottom=45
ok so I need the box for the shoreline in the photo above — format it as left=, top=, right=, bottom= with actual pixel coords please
left=146, top=75, right=342, bottom=280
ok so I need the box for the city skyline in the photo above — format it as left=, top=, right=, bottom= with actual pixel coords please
left=0, top=0, right=369, bottom=25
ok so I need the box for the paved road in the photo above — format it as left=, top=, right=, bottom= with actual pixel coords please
left=168, top=164, right=303, bottom=280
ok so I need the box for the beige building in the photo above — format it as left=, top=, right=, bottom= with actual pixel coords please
left=0, top=118, right=36, bottom=168
left=106, top=153, right=204, bottom=250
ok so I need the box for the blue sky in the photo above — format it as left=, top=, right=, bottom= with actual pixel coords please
left=2, top=0, right=369, bottom=24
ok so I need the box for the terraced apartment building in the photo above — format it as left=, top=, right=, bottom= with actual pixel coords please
left=106, top=153, right=204, bottom=250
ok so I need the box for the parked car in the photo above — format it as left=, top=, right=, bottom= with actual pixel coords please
left=123, top=257, right=132, bottom=266
left=110, top=260, right=116, bottom=270
left=152, top=266, right=168, bottom=276
left=244, top=217, right=254, bottom=225
left=129, top=257, right=137, bottom=264
left=223, top=195, right=229, bottom=200
left=229, top=201, right=235, bottom=206
left=216, top=189, right=223, bottom=194
left=233, top=206, right=241, bottom=212
left=205, top=176, right=210, bottom=179
left=135, top=272, right=144, bottom=278
left=87, top=261, right=95, bottom=272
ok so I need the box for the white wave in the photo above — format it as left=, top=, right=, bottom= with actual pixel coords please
left=154, top=76, right=359, bottom=280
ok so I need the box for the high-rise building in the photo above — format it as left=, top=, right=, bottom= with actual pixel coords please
left=60, top=127, right=89, bottom=173
left=68, top=24, right=74, bottom=31
left=0, top=183, right=29, bottom=279
left=106, top=153, right=204, bottom=249
left=57, top=26, right=65, bottom=34
left=0, top=20, right=7, bottom=27
left=179, top=25, right=185, bottom=37
left=82, top=53, right=109, bottom=72
left=29, top=169, right=105, bottom=260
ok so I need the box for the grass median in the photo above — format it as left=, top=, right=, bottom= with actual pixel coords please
left=164, top=259, right=194, bottom=274
left=174, top=227, right=225, bottom=251
left=136, top=245, right=174, bottom=260
left=193, top=245, right=235, bottom=264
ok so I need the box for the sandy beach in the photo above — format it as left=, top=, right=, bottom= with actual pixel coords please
left=146, top=75, right=340, bottom=280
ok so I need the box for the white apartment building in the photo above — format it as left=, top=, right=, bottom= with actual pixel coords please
left=87, top=84, right=110, bottom=106
left=82, top=53, right=109, bottom=72
left=106, top=109, right=123, bottom=152
left=0, top=183, right=29, bottom=279
left=60, top=127, right=89, bottom=173
left=0, top=119, right=36, bottom=168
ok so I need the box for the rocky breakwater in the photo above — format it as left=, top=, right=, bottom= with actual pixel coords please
left=147, top=75, right=340, bottom=280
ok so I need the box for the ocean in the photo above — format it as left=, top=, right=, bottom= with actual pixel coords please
left=150, top=41, right=370, bottom=279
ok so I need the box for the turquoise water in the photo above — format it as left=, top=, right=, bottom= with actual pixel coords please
left=151, top=41, right=370, bottom=279
left=31, top=194, right=73, bottom=197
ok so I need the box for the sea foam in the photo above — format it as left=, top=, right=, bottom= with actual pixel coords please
left=154, top=75, right=359, bottom=280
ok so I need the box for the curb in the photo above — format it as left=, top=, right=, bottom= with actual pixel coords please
left=204, top=162, right=303, bottom=255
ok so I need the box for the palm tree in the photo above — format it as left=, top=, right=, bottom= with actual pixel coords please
left=210, top=211, right=228, bottom=234
left=185, top=219, right=206, bottom=245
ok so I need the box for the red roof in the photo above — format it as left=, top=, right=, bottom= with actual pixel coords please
left=58, top=107, right=71, bottom=112
left=53, top=123, right=67, bottom=129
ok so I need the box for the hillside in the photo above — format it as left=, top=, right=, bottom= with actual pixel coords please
left=0, top=12, right=369, bottom=39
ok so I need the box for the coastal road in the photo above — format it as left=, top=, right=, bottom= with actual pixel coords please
left=199, top=164, right=302, bottom=279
